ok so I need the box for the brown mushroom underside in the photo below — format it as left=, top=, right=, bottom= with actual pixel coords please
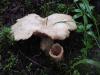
left=50, top=45, right=62, bottom=56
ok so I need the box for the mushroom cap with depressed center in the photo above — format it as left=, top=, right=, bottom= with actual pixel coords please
left=10, top=13, right=77, bottom=41
left=49, top=43, right=64, bottom=62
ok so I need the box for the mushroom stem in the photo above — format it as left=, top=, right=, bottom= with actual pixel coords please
left=40, top=37, right=54, bottom=54
left=49, top=43, right=64, bottom=62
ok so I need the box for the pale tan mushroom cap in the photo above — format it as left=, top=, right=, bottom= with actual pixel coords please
left=46, top=13, right=77, bottom=31
left=11, top=13, right=77, bottom=41
left=38, top=23, right=70, bottom=40
left=11, top=14, right=45, bottom=40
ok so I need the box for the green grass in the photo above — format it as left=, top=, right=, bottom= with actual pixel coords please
left=0, top=0, right=100, bottom=75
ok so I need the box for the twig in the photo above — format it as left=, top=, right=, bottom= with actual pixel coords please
left=19, top=49, right=48, bottom=69
left=18, top=48, right=48, bottom=70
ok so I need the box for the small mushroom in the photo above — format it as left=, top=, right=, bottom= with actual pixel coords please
left=10, top=13, right=77, bottom=54
left=49, top=43, right=64, bottom=62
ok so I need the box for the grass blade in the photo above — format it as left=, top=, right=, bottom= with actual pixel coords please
left=72, top=59, right=100, bottom=69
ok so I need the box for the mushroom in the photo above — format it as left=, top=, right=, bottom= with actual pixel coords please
left=10, top=13, right=77, bottom=54
left=49, top=43, right=64, bottom=62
